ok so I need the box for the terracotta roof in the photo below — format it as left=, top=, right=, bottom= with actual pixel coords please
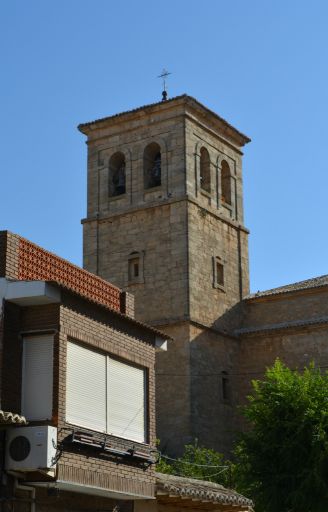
left=78, top=94, right=251, bottom=145
left=246, top=274, right=328, bottom=300
left=0, top=410, right=27, bottom=425
left=156, top=472, right=253, bottom=509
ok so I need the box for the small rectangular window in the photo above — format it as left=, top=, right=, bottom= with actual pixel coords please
left=128, top=251, right=144, bottom=284
left=129, top=257, right=140, bottom=281
left=213, top=256, right=225, bottom=290
left=221, top=372, right=231, bottom=403
left=216, top=262, right=224, bottom=287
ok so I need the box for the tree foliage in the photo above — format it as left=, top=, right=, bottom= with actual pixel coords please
left=157, top=440, right=231, bottom=487
left=234, top=359, right=328, bottom=512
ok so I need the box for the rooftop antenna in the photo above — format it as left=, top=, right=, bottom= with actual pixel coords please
left=158, top=68, right=171, bottom=101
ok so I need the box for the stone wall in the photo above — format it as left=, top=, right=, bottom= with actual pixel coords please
left=236, top=323, right=328, bottom=431
left=189, top=324, right=240, bottom=456
left=242, top=289, right=328, bottom=329
left=155, top=322, right=192, bottom=455
left=81, top=96, right=251, bottom=458
left=82, top=99, right=187, bottom=223
left=184, top=116, right=245, bottom=225
left=188, top=200, right=249, bottom=330
left=155, top=321, right=240, bottom=456
left=87, top=201, right=189, bottom=325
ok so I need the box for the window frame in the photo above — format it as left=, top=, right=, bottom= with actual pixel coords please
left=221, top=160, right=232, bottom=206
left=221, top=371, right=231, bottom=404
left=199, top=147, right=211, bottom=194
left=21, top=334, right=54, bottom=421
left=212, top=256, right=225, bottom=291
left=143, top=142, right=162, bottom=190
left=108, top=151, right=126, bottom=198
left=128, top=251, right=144, bottom=285
left=65, top=340, right=148, bottom=444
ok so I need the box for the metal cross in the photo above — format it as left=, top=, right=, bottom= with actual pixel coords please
left=158, top=68, right=171, bottom=101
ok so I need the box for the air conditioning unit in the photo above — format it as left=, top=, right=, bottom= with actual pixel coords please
left=5, top=425, right=57, bottom=472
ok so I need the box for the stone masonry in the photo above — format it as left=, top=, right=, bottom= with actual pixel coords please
left=79, top=95, right=250, bottom=455
left=80, top=93, right=328, bottom=458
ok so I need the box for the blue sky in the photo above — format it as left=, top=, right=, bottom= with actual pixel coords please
left=1, top=1, right=328, bottom=292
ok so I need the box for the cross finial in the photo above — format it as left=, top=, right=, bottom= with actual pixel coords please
left=158, top=68, right=171, bottom=101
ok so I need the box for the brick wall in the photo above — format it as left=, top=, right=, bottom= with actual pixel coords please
left=2, top=303, right=59, bottom=414
left=2, top=293, right=156, bottom=498
left=58, top=292, right=156, bottom=496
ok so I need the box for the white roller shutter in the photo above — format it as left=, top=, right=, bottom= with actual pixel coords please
left=107, top=358, right=146, bottom=443
left=22, top=335, right=54, bottom=421
left=66, top=341, right=106, bottom=432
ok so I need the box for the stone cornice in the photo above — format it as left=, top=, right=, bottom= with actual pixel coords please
left=81, top=194, right=250, bottom=234
left=236, top=316, right=328, bottom=337
left=78, top=94, right=250, bottom=148
left=148, top=316, right=239, bottom=340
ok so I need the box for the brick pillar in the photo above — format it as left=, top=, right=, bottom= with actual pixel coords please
left=0, top=231, right=20, bottom=279
left=0, top=301, right=3, bottom=408
left=120, top=291, right=135, bottom=318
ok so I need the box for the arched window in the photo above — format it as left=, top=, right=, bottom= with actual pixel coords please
left=109, top=152, right=126, bottom=197
left=144, top=143, right=161, bottom=189
left=221, top=160, right=231, bottom=205
left=200, top=147, right=211, bottom=193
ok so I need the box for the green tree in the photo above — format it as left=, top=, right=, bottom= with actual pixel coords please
left=234, top=359, right=328, bottom=512
left=156, top=440, right=231, bottom=487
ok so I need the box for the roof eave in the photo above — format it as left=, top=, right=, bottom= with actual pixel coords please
left=78, top=95, right=251, bottom=147
left=49, top=281, right=172, bottom=343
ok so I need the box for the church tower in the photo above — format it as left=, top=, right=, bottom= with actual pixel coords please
left=79, top=95, right=250, bottom=455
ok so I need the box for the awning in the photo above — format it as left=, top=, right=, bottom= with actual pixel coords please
left=156, top=472, right=253, bottom=511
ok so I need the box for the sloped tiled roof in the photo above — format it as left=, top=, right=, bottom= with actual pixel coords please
left=235, top=315, right=328, bottom=336
left=156, top=472, right=253, bottom=509
left=78, top=94, right=251, bottom=145
left=246, top=274, right=328, bottom=300
left=0, top=410, right=27, bottom=425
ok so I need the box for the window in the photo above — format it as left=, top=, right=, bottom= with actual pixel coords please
left=200, top=147, right=211, bottom=193
left=66, top=341, right=146, bottom=443
left=221, top=371, right=231, bottom=403
left=21, top=335, right=54, bottom=421
left=213, top=256, right=225, bottom=290
left=129, top=257, right=139, bottom=280
left=109, top=152, right=126, bottom=197
left=128, top=251, right=144, bottom=284
left=216, top=261, right=224, bottom=287
left=221, top=160, right=231, bottom=205
left=144, top=142, right=161, bottom=189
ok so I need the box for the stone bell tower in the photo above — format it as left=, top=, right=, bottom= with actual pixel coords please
left=79, top=95, right=250, bottom=455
